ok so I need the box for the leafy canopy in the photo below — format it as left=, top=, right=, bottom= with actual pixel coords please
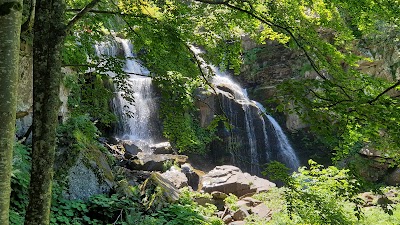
left=63, top=0, right=400, bottom=157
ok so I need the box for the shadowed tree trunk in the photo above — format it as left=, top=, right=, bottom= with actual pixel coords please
left=24, top=0, right=100, bottom=223
left=24, top=0, right=65, bottom=224
left=0, top=1, right=23, bottom=224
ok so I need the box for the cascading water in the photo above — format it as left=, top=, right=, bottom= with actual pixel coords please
left=255, top=102, right=300, bottom=170
left=211, top=71, right=260, bottom=174
left=98, top=41, right=299, bottom=172
left=209, top=61, right=300, bottom=172
left=96, top=38, right=163, bottom=152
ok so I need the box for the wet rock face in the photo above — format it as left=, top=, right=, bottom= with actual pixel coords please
left=200, top=165, right=276, bottom=197
left=121, top=140, right=142, bottom=155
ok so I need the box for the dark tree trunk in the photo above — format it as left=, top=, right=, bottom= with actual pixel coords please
left=0, top=1, right=23, bottom=224
left=24, top=0, right=65, bottom=224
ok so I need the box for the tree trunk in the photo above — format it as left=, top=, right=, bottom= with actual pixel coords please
left=0, top=1, right=23, bottom=224
left=24, top=0, right=65, bottom=224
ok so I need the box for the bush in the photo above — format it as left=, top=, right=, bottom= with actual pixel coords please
left=10, top=143, right=31, bottom=225
left=264, top=160, right=362, bottom=225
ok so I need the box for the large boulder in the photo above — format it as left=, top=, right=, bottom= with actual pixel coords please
left=62, top=149, right=115, bottom=200
left=201, top=165, right=275, bottom=197
left=120, top=140, right=142, bottom=155
left=161, top=167, right=188, bottom=189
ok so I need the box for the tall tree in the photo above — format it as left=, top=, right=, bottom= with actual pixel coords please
left=24, top=0, right=65, bottom=223
left=0, top=0, right=23, bottom=224
left=24, top=0, right=100, bottom=224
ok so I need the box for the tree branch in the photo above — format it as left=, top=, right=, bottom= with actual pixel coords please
left=367, top=80, right=400, bottom=104
left=194, top=0, right=327, bottom=81
left=66, top=8, right=120, bottom=14
left=66, top=0, right=102, bottom=31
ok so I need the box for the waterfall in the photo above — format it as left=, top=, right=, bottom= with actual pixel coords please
left=96, top=38, right=163, bottom=152
left=256, top=102, right=300, bottom=170
left=209, top=63, right=300, bottom=172
left=266, top=115, right=300, bottom=170
left=98, top=42, right=300, bottom=172
left=211, top=70, right=260, bottom=174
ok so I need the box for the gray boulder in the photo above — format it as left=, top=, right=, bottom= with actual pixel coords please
left=65, top=150, right=114, bottom=200
left=201, top=165, right=275, bottom=197
left=161, top=167, right=188, bottom=189
left=121, top=140, right=142, bottom=155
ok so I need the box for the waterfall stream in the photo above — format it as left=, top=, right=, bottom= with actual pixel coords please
left=98, top=41, right=300, bottom=172
left=96, top=38, right=162, bottom=152
left=209, top=60, right=300, bottom=172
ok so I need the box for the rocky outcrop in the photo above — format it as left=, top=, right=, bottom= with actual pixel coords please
left=219, top=195, right=272, bottom=224
left=60, top=148, right=115, bottom=200
left=201, top=165, right=276, bottom=197
left=341, top=146, right=400, bottom=185
left=150, top=141, right=174, bottom=154
left=357, top=26, right=400, bottom=89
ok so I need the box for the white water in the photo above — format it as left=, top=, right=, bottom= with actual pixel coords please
left=267, top=115, right=300, bottom=170
left=96, top=38, right=161, bottom=152
left=211, top=68, right=261, bottom=174
left=214, top=72, right=300, bottom=171
left=256, top=103, right=300, bottom=170
left=191, top=46, right=300, bottom=172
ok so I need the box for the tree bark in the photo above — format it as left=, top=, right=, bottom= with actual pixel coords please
left=0, top=1, right=23, bottom=224
left=24, top=0, right=65, bottom=224
left=24, top=0, right=101, bottom=223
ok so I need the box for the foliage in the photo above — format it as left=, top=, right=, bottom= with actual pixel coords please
left=9, top=143, right=31, bottom=225
left=57, top=114, right=101, bottom=147
left=64, top=71, right=117, bottom=127
left=49, top=184, right=222, bottom=225
left=154, top=71, right=221, bottom=153
left=262, top=160, right=291, bottom=184
left=223, top=193, right=239, bottom=211
left=265, top=160, right=363, bottom=225
left=50, top=187, right=141, bottom=225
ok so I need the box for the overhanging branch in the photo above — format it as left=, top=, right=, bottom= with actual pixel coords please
left=193, top=0, right=327, bottom=81
left=66, top=0, right=102, bottom=31
left=368, top=80, right=400, bottom=104
left=66, top=8, right=120, bottom=15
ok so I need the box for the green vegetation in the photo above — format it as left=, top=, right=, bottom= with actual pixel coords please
left=9, top=143, right=222, bottom=225
left=2, top=0, right=400, bottom=224
left=8, top=138, right=400, bottom=224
